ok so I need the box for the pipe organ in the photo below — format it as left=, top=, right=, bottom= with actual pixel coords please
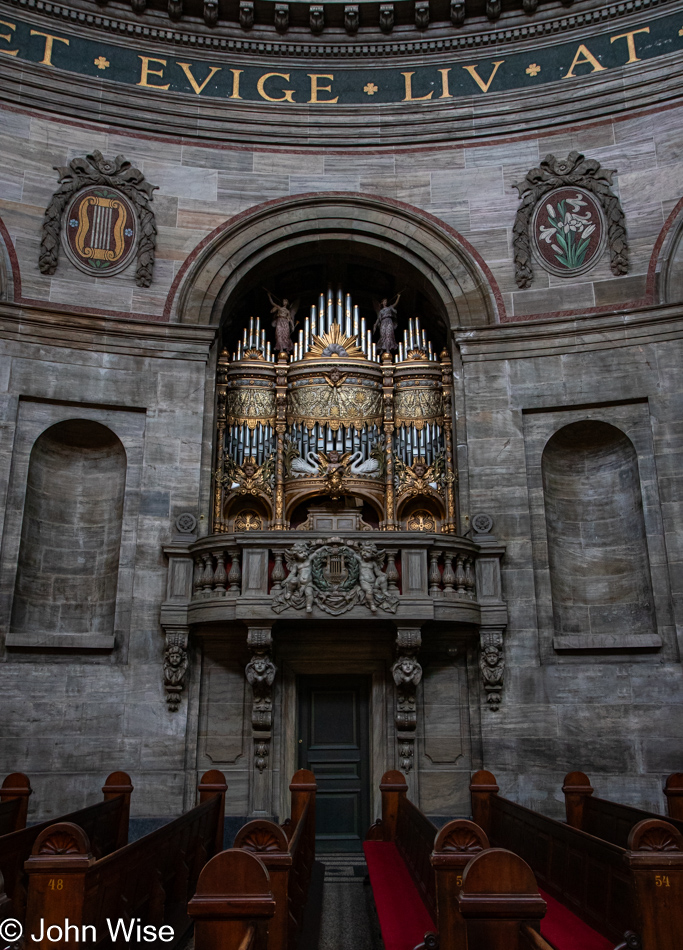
left=214, top=287, right=457, bottom=533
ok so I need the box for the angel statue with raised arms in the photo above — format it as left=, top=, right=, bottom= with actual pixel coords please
left=373, top=293, right=401, bottom=354
left=265, top=289, right=299, bottom=354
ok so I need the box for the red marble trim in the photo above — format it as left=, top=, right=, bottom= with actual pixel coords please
left=163, top=191, right=507, bottom=322
left=0, top=214, right=23, bottom=300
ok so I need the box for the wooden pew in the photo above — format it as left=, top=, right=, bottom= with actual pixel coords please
left=471, top=769, right=683, bottom=950
left=188, top=848, right=276, bottom=950
left=232, top=769, right=316, bottom=950
left=562, top=771, right=683, bottom=846
left=0, top=770, right=133, bottom=923
left=364, top=770, right=551, bottom=950
left=664, top=773, right=683, bottom=821
left=0, top=774, right=32, bottom=836
left=22, top=769, right=226, bottom=949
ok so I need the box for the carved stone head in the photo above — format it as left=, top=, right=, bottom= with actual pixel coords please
left=482, top=645, right=500, bottom=667
left=166, top=645, right=185, bottom=668
left=344, top=4, right=359, bottom=32
left=274, top=3, right=289, bottom=31
left=239, top=0, right=254, bottom=28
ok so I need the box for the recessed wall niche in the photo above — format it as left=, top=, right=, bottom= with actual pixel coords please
left=541, top=420, right=656, bottom=651
left=9, top=420, right=126, bottom=649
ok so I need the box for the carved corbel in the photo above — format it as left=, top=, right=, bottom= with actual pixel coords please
left=239, top=0, right=254, bottom=27
left=246, top=627, right=277, bottom=773
left=163, top=629, right=189, bottom=712
left=344, top=4, right=359, bottom=32
left=392, top=628, right=422, bottom=773
left=309, top=4, right=324, bottom=32
left=479, top=629, right=504, bottom=710
left=379, top=3, right=394, bottom=32
left=203, top=0, right=218, bottom=24
left=415, top=0, right=430, bottom=28
left=450, top=0, right=465, bottom=24
left=274, top=3, right=289, bottom=31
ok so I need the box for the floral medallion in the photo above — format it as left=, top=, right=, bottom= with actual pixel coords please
left=531, top=187, right=607, bottom=278
left=62, top=186, right=138, bottom=277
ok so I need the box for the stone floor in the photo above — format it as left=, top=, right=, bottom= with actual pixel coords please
left=314, top=852, right=381, bottom=950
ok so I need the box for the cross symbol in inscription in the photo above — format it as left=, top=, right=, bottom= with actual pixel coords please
left=364, top=82, right=379, bottom=95
left=94, top=56, right=110, bottom=70
left=526, top=63, right=541, bottom=77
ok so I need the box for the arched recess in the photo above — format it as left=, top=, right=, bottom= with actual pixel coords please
left=10, top=420, right=126, bottom=647
left=169, top=194, right=503, bottom=329
left=650, top=195, right=683, bottom=304
left=541, top=420, right=656, bottom=647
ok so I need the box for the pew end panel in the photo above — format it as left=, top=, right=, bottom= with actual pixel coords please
left=198, top=769, right=229, bottom=857
left=664, top=773, right=683, bottom=822
left=365, top=770, right=408, bottom=843
left=625, top=819, right=683, bottom=950
left=469, top=770, right=499, bottom=837
left=234, top=820, right=293, bottom=950
left=101, top=771, right=134, bottom=851
left=562, top=772, right=594, bottom=830
left=431, top=819, right=490, bottom=949
left=458, top=848, right=547, bottom=950
left=23, top=822, right=95, bottom=949
left=0, top=773, right=32, bottom=835
left=188, top=848, right=276, bottom=950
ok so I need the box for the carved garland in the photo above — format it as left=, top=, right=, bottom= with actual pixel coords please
left=512, top=151, right=628, bottom=288
left=40, top=150, right=158, bottom=288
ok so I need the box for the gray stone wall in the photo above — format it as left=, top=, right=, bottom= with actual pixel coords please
left=0, top=86, right=682, bottom=823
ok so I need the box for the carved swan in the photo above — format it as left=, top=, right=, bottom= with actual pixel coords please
left=290, top=451, right=320, bottom=476
left=349, top=451, right=380, bottom=476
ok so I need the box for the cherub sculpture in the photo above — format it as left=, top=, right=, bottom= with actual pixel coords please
left=280, top=541, right=315, bottom=613
left=220, top=455, right=274, bottom=495
left=372, top=293, right=401, bottom=353
left=265, top=289, right=299, bottom=354
left=391, top=655, right=423, bottom=690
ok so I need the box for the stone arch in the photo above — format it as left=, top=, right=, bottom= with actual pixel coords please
left=167, top=193, right=503, bottom=329
left=541, top=420, right=655, bottom=646
left=10, top=420, right=127, bottom=647
left=649, top=195, right=683, bottom=304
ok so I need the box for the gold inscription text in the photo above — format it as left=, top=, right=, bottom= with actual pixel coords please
left=30, top=30, right=69, bottom=66
left=610, top=27, right=650, bottom=64
left=137, top=56, right=170, bottom=89
left=0, top=20, right=18, bottom=56
left=257, top=72, right=295, bottom=102
left=177, top=62, right=221, bottom=95
left=462, top=61, right=504, bottom=93
left=308, top=74, right=338, bottom=104
left=563, top=44, right=606, bottom=78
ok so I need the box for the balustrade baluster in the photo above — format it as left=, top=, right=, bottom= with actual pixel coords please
left=212, top=551, right=227, bottom=593
left=201, top=554, right=215, bottom=593
left=465, top=557, right=476, bottom=600
left=271, top=551, right=285, bottom=593
left=193, top=556, right=204, bottom=598
left=442, top=553, right=456, bottom=593
left=455, top=554, right=467, bottom=596
left=228, top=548, right=242, bottom=593
left=386, top=550, right=399, bottom=592
left=428, top=550, right=441, bottom=597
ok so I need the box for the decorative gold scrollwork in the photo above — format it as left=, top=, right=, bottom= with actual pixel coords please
left=394, top=387, right=444, bottom=429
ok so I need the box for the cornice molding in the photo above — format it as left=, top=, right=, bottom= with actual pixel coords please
left=0, top=301, right=216, bottom=359
left=4, top=0, right=669, bottom=58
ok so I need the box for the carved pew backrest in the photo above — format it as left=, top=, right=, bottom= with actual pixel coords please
left=458, top=848, right=546, bottom=950
left=664, top=774, right=683, bottom=821
left=234, top=769, right=316, bottom=950
left=625, top=819, right=683, bottom=950
left=188, top=848, right=275, bottom=950
left=0, top=773, right=32, bottom=836
left=431, top=819, right=489, bottom=948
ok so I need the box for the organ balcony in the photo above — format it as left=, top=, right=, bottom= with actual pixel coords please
left=160, top=525, right=506, bottom=628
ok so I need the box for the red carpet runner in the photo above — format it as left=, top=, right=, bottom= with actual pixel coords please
left=363, top=841, right=435, bottom=950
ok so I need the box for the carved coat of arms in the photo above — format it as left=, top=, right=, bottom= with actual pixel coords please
left=272, top=538, right=399, bottom=616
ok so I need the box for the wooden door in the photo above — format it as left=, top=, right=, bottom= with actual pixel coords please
left=297, top=675, right=370, bottom=853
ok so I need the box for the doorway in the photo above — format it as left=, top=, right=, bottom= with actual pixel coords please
left=297, top=675, right=371, bottom=853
